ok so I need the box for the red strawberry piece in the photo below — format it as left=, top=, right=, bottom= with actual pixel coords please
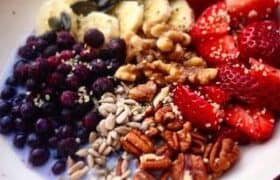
left=196, top=35, right=240, bottom=66
left=200, top=85, right=231, bottom=104
left=190, top=2, right=230, bottom=40
left=225, top=106, right=275, bottom=142
left=218, top=64, right=261, bottom=104
left=173, top=85, right=222, bottom=130
left=226, top=0, right=279, bottom=24
left=238, top=20, right=280, bottom=66
left=217, top=127, right=250, bottom=145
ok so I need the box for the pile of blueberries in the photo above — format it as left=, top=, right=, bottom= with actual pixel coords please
left=0, top=29, right=126, bottom=175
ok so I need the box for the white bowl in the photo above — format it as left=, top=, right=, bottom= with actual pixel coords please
left=0, top=0, right=279, bottom=180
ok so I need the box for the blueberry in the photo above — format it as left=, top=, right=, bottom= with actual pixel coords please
left=58, top=125, right=74, bottom=138
left=56, top=63, right=72, bottom=75
left=1, top=86, right=16, bottom=100
left=35, top=118, right=52, bottom=134
left=98, top=48, right=114, bottom=61
left=14, top=118, right=28, bottom=131
left=48, top=136, right=59, bottom=148
left=106, top=38, right=126, bottom=62
left=0, top=100, right=11, bottom=117
left=60, top=91, right=77, bottom=108
left=13, top=62, right=29, bottom=83
left=10, top=94, right=26, bottom=106
left=29, top=147, right=50, bottom=166
left=57, top=137, right=79, bottom=156
left=65, top=75, right=81, bottom=90
left=18, top=44, right=38, bottom=60
left=80, top=48, right=98, bottom=61
left=20, top=102, right=37, bottom=119
left=0, top=116, right=14, bottom=134
left=28, top=60, right=49, bottom=81
left=13, top=132, right=26, bottom=148
left=52, top=159, right=66, bottom=175
left=26, top=79, right=38, bottom=91
left=6, top=76, right=17, bottom=86
left=91, top=77, right=114, bottom=97
left=74, top=102, right=92, bottom=117
left=41, top=102, right=58, bottom=116
left=76, top=127, right=88, bottom=145
left=105, top=58, right=121, bottom=75
left=43, top=45, right=59, bottom=58
left=72, top=43, right=84, bottom=54
left=27, top=133, right=41, bottom=148
left=91, top=59, right=106, bottom=76
left=47, top=72, right=64, bottom=88
left=40, top=31, right=57, bottom=44
left=57, top=31, right=75, bottom=50
left=84, top=28, right=105, bottom=48
left=73, top=64, right=91, bottom=81
left=83, top=112, right=100, bottom=130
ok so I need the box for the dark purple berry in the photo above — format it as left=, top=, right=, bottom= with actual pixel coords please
left=47, top=72, right=64, bottom=87
left=5, top=76, right=17, bottom=86
left=52, top=159, right=66, bottom=175
left=29, top=147, right=50, bottom=166
left=48, top=136, right=59, bottom=148
left=28, top=59, right=49, bottom=81
left=73, top=64, right=91, bottom=81
left=65, top=75, right=81, bottom=90
left=106, top=58, right=120, bottom=75
left=26, top=79, right=38, bottom=91
left=13, top=63, right=29, bottom=83
left=76, top=127, right=88, bottom=145
left=72, top=43, right=84, bottom=54
left=58, top=125, right=74, bottom=138
left=56, top=63, right=72, bottom=75
left=13, top=132, right=26, bottom=148
left=20, top=102, right=37, bottom=119
left=58, top=137, right=78, bottom=156
left=41, top=31, right=57, bottom=44
left=10, top=94, right=26, bottom=106
left=83, top=112, right=100, bottom=130
left=27, top=133, right=41, bottom=148
left=57, top=31, right=75, bottom=49
left=18, top=44, right=38, bottom=60
left=0, top=100, right=11, bottom=117
left=98, top=48, right=114, bottom=60
left=60, top=91, right=77, bottom=108
left=43, top=45, right=59, bottom=58
left=80, top=48, right=98, bottom=61
left=84, top=28, right=105, bottom=48
left=91, top=77, right=114, bottom=97
left=41, top=102, right=58, bottom=116
left=1, top=86, right=16, bottom=100
left=91, top=59, right=106, bottom=76
left=60, top=108, right=74, bottom=122
left=35, top=118, right=52, bottom=134
left=0, top=116, right=14, bottom=134
left=106, top=38, right=126, bottom=62
left=14, top=118, right=28, bottom=131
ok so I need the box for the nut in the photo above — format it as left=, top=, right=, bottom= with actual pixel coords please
left=145, top=127, right=160, bottom=137
left=129, top=81, right=157, bottom=102
left=150, top=23, right=170, bottom=37
left=139, top=153, right=172, bottom=170
left=161, top=130, right=180, bottom=151
left=191, top=132, right=207, bottom=155
left=204, top=138, right=239, bottom=178
left=185, top=67, right=218, bottom=85
left=184, top=56, right=207, bottom=68
left=133, top=169, right=156, bottom=180
left=167, top=44, right=185, bottom=62
left=115, top=64, right=141, bottom=82
left=153, top=86, right=170, bottom=107
left=166, top=120, right=183, bottom=131
left=156, top=143, right=174, bottom=158
left=156, top=36, right=174, bottom=52
left=154, top=105, right=176, bottom=124
left=121, top=129, right=154, bottom=156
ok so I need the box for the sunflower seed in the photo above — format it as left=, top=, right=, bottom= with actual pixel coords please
left=127, top=122, right=142, bottom=129
left=88, top=149, right=99, bottom=157
left=89, top=132, right=97, bottom=143
left=69, top=166, right=89, bottom=180
left=87, top=155, right=94, bottom=168
left=114, top=126, right=130, bottom=135
left=103, top=146, right=113, bottom=156
left=104, top=114, right=116, bottom=130
left=67, top=161, right=85, bottom=175
left=98, top=142, right=107, bottom=154
left=75, top=148, right=88, bottom=157
left=116, top=110, right=129, bottom=124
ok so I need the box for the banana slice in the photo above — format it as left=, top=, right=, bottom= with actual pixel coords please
left=113, top=1, right=144, bottom=38
left=36, top=0, right=78, bottom=35
left=78, top=12, right=120, bottom=41
left=143, top=0, right=172, bottom=24
left=168, top=0, right=194, bottom=32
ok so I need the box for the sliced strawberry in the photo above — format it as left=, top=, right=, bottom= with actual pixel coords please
left=217, top=127, right=250, bottom=145
left=200, top=85, right=231, bottom=104
left=225, top=106, right=275, bottom=142
left=173, top=85, right=222, bottom=130
left=226, top=0, right=279, bottom=24
left=196, top=35, right=240, bottom=66
left=238, top=20, right=280, bottom=66
left=190, top=2, right=230, bottom=40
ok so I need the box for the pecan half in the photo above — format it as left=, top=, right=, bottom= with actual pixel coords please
left=191, top=132, right=207, bottom=155
left=156, top=143, right=175, bottom=159
left=139, top=154, right=172, bottom=170
left=121, top=129, right=154, bottom=156
left=204, top=138, right=240, bottom=178
left=172, top=154, right=208, bottom=180
left=160, top=170, right=172, bottom=180
left=133, top=169, right=156, bottom=180
left=154, top=105, right=176, bottom=124
left=166, top=120, right=183, bottom=131
left=145, top=127, right=160, bottom=137
left=177, top=127, right=192, bottom=152
left=161, top=130, right=180, bottom=151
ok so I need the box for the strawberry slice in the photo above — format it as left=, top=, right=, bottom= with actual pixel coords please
left=226, top=0, right=279, bottom=24
left=196, top=35, right=240, bottom=66
left=187, top=0, right=217, bottom=17
left=190, top=2, right=230, bottom=40
left=200, top=85, right=231, bottom=104
left=173, top=85, right=222, bottom=130
left=238, top=20, right=280, bottom=66
left=225, top=106, right=275, bottom=142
